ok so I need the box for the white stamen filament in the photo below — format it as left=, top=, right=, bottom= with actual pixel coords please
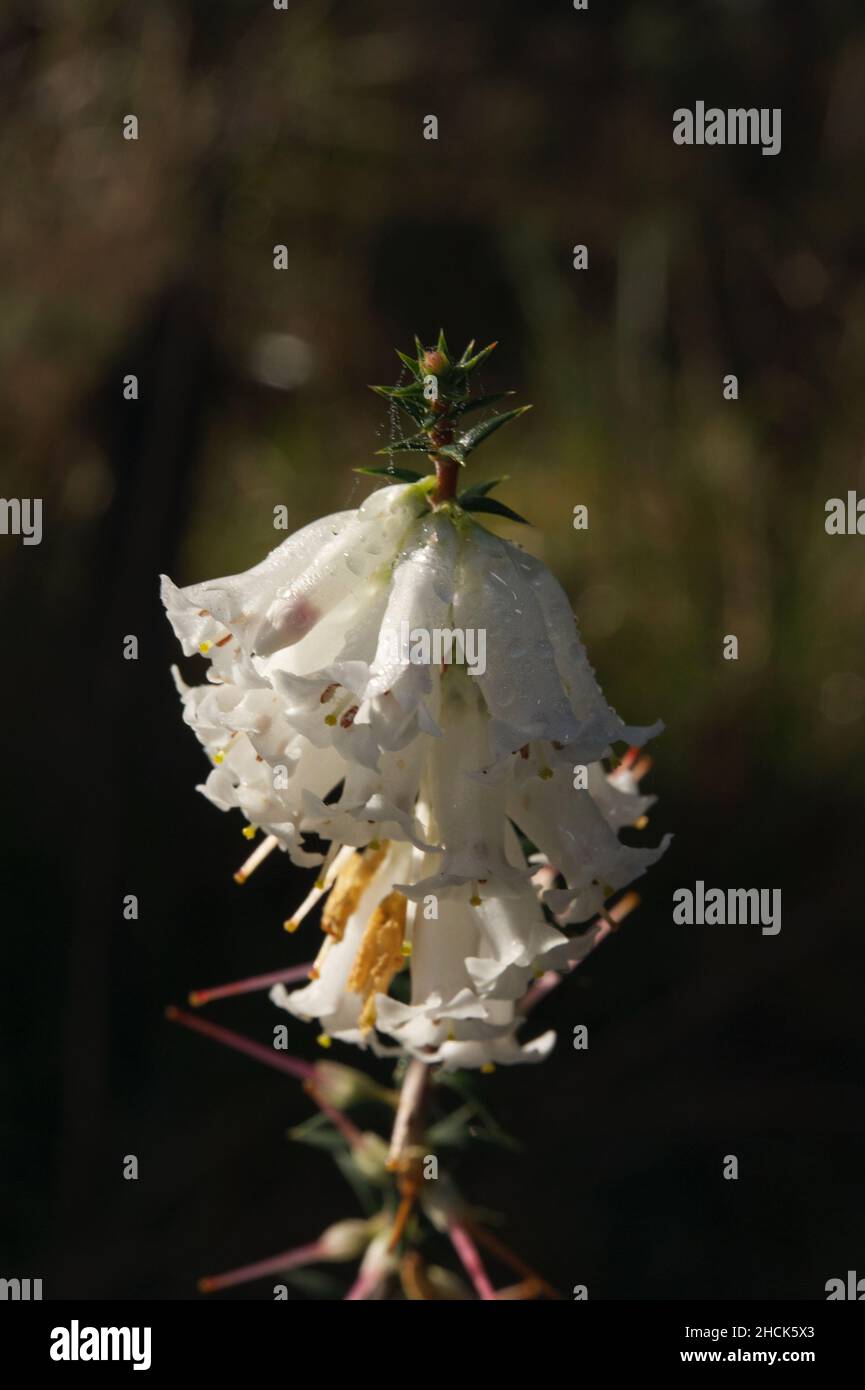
left=234, top=833, right=279, bottom=884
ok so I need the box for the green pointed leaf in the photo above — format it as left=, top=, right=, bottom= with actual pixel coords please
left=369, top=382, right=423, bottom=401
left=397, top=397, right=430, bottom=425
left=457, top=404, right=532, bottom=456
left=436, top=327, right=450, bottom=360
left=396, top=349, right=423, bottom=379
left=460, top=496, right=531, bottom=525
left=288, top=1113, right=347, bottom=1152
left=430, top=1075, right=522, bottom=1152
left=333, top=1152, right=381, bottom=1216
left=457, top=476, right=509, bottom=504
left=459, top=341, right=498, bottom=373
left=453, top=391, right=513, bottom=418
left=458, top=338, right=476, bottom=366
left=355, top=465, right=425, bottom=483
left=376, top=431, right=434, bottom=455
left=369, top=387, right=427, bottom=428
left=425, top=1103, right=476, bottom=1150
left=434, top=443, right=467, bottom=465
left=437, top=375, right=471, bottom=404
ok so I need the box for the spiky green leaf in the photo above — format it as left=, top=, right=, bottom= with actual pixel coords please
left=395, top=349, right=423, bottom=379
left=430, top=1076, right=522, bottom=1152
left=457, top=476, right=509, bottom=503
left=459, top=340, right=498, bottom=373
left=376, top=432, right=434, bottom=455
left=333, top=1152, right=382, bottom=1215
left=355, top=465, right=425, bottom=483
left=369, top=381, right=424, bottom=401
left=457, top=404, right=532, bottom=456
left=460, top=496, right=531, bottom=524
left=453, top=391, right=513, bottom=418
left=288, top=1114, right=347, bottom=1152
left=434, top=443, right=467, bottom=465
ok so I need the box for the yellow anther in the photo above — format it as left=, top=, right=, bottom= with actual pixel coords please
left=316, top=1033, right=332, bottom=1049
left=539, top=766, right=554, bottom=780
left=401, top=941, right=412, bottom=958
left=242, top=825, right=257, bottom=841
left=213, top=750, right=225, bottom=765
left=481, top=1062, right=496, bottom=1074
left=470, top=894, right=482, bottom=907
left=283, top=919, right=299, bottom=934
left=324, top=714, right=338, bottom=726
left=199, top=640, right=213, bottom=654
left=634, top=814, right=649, bottom=830
left=321, top=842, right=389, bottom=942
left=347, top=890, right=407, bottom=1033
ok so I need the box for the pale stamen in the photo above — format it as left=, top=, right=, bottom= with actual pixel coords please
left=234, top=832, right=279, bottom=885
left=284, top=843, right=355, bottom=933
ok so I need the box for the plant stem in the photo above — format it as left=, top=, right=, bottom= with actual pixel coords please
left=448, top=1220, right=496, bottom=1300
left=431, top=454, right=459, bottom=504
left=387, top=1057, right=430, bottom=1170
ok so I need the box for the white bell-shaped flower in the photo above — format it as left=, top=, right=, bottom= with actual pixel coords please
left=163, top=477, right=667, bottom=1068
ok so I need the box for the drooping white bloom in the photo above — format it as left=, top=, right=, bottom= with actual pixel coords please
left=162, top=478, right=668, bottom=1069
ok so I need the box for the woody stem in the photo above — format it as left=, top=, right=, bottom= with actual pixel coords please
left=431, top=454, right=459, bottom=504
left=387, top=1057, right=431, bottom=1170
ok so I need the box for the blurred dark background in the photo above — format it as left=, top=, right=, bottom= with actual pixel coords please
left=2, top=0, right=864, bottom=1299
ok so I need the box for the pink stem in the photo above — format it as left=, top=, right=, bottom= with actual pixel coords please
left=165, top=1006, right=315, bottom=1081
left=200, top=1240, right=324, bottom=1293
left=188, top=962, right=314, bottom=1007
left=518, top=892, right=640, bottom=1014
left=517, top=921, right=610, bottom=1013
left=448, top=1220, right=496, bottom=1301
left=344, top=1263, right=384, bottom=1301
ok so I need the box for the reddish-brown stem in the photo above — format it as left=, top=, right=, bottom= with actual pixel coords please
left=431, top=454, right=459, bottom=504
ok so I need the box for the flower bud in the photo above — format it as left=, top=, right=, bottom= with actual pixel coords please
left=359, top=1229, right=396, bottom=1282
left=352, top=1131, right=391, bottom=1184
left=422, top=350, right=447, bottom=375
left=319, top=1218, right=374, bottom=1261
left=313, top=1060, right=394, bottom=1110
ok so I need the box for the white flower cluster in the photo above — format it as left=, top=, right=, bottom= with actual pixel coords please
left=162, top=479, right=667, bottom=1069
